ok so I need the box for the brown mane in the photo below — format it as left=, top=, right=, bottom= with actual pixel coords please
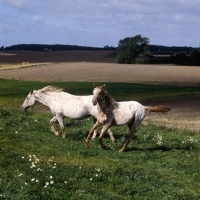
left=101, top=90, right=116, bottom=107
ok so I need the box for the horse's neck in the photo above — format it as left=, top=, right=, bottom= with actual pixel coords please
left=97, top=98, right=109, bottom=113
left=36, top=92, right=54, bottom=107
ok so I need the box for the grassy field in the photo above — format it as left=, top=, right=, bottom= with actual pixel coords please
left=1, top=79, right=200, bottom=199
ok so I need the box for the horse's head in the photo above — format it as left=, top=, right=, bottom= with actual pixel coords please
left=92, top=84, right=106, bottom=105
left=22, top=90, right=37, bottom=111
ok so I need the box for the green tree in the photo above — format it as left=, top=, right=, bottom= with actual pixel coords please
left=117, top=34, right=149, bottom=64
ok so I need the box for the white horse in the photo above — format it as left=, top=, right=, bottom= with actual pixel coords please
left=85, top=84, right=171, bottom=152
left=21, top=86, right=115, bottom=140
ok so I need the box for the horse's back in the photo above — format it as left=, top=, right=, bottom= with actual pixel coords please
left=52, top=93, right=94, bottom=119
left=113, top=101, right=145, bottom=125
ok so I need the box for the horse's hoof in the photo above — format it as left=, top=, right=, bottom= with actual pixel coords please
left=101, top=145, right=109, bottom=150
left=54, top=132, right=59, bottom=136
left=111, top=139, right=116, bottom=143
left=119, top=148, right=124, bottom=152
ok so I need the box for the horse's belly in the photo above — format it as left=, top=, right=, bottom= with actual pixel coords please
left=64, top=110, right=90, bottom=120
left=113, top=110, right=133, bottom=125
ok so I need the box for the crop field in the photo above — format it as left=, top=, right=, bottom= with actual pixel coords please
left=0, top=51, right=200, bottom=199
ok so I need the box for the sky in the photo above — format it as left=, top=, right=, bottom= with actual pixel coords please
left=0, top=0, right=200, bottom=48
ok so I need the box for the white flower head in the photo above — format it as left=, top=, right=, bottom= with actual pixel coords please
left=45, top=182, right=49, bottom=186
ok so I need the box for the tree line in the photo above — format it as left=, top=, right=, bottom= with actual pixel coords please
left=3, top=44, right=116, bottom=51
left=146, top=50, right=200, bottom=66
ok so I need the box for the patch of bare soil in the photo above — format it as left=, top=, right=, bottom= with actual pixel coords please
left=0, top=57, right=199, bottom=132
left=0, top=50, right=116, bottom=63
left=141, top=96, right=200, bottom=132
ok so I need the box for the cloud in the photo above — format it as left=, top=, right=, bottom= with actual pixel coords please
left=0, top=0, right=200, bottom=47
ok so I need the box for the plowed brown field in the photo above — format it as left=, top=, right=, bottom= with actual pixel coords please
left=0, top=50, right=200, bottom=132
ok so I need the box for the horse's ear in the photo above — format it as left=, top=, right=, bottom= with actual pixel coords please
left=101, top=84, right=106, bottom=89
left=93, top=83, right=96, bottom=88
left=30, top=90, right=33, bottom=94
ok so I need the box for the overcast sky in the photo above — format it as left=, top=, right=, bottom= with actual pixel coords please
left=0, top=0, right=200, bottom=48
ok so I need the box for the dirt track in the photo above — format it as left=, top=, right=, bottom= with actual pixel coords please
left=0, top=61, right=200, bottom=132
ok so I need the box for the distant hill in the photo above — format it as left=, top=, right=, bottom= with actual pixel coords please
left=3, top=44, right=198, bottom=53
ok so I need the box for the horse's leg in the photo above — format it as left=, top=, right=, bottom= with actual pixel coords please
left=107, top=128, right=115, bottom=142
left=98, top=124, right=111, bottom=150
left=91, top=118, right=115, bottom=142
left=92, top=129, right=99, bottom=139
left=119, top=116, right=137, bottom=152
left=50, top=116, right=59, bottom=136
left=56, top=115, right=66, bottom=138
left=91, top=117, right=98, bottom=139
left=85, top=121, right=101, bottom=148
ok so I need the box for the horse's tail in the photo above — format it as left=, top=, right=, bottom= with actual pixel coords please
left=145, top=105, right=171, bottom=115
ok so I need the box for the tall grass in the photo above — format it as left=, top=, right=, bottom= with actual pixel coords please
left=0, top=79, right=200, bottom=199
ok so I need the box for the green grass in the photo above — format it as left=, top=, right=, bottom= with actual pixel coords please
left=0, top=79, right=200, bottom=199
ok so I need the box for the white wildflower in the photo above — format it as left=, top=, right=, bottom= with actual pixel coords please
left=50, top=176, right=53, bottom=179
left=50, top=181, right=54, bottom=184
left=37, top=168, right=42, bottom=172
left=31, top=178, right=35, bottom=182
left=155, top=134, right=163, bottom=146
left=18, top=173, right=23, bottom=177
left=64, top=181, right=67, bottom=184
left=90, top=178, right=92, bottom=181
left=45, top=182, right=49, bottom=186
left=21, top=156, right=25, bottom=159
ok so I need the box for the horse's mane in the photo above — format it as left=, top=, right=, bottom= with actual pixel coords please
left=39, top=86, right=63, bottom=93
left=102, top=90, right=116, bottom=107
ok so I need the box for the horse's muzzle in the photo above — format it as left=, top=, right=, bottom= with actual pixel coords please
left=22, top=106, right=28, bottom=112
